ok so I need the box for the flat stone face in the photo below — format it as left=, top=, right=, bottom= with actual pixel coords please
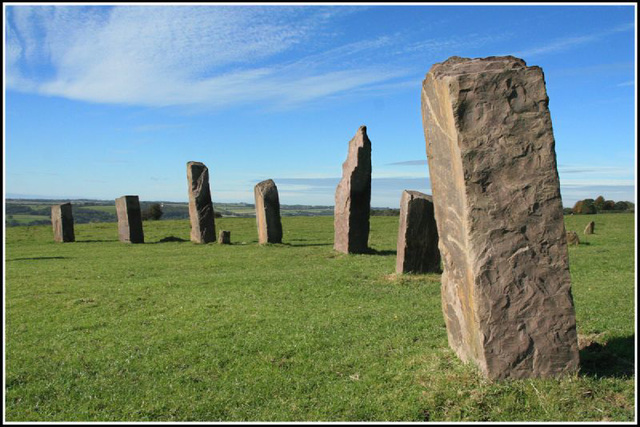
left=115, top=195, right=144, bottom=243
left=584, top=221, right=595, bottom=235
left=334, top=126, right=372, bottom=254
left=422, top=56, right=579, bottom=379
left=218, top=230, right=231, bottom=244
left=254, top=179, right=283, bottom=244
left=51, top=203, right=75, bottom=242
left=187, top=161, right=216, bottom=243
left=396, top=191, right=441, bottom=274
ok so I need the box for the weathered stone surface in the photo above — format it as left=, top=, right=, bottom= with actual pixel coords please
left=218, top=230, right=231, bottom=244
left=334, top=126, right=372, bottom=254
left=566, top=231, right=580, bottom=246
left=254, top=179, right=283, bottom=244
left=51, top=203, right=75, bottom=242
left=187, top=161, right=216, bottom=243
left=584, top=221, right=595, bottom=235
left=115, top=195, right=144, bottom=243
left=396, top=191, right=441, bottom=274
left=421, top=56, right=579, bottom=379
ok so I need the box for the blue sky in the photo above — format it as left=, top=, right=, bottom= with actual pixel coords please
left=4, top=3, right=636, bottom=208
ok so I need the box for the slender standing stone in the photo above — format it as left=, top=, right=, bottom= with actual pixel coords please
left=187, top=161, right=216, bottom=243
left=334, top=126, right=372, bottom=254
left=254, top=179, right=283, bottom=244
left=421, top=56, right=579, bottom=379
left=218, top=230, right=231, bottom=244
left=396, top=191, right=441, bottom=274
left=584, top=221, right=595, bottom=235
left=115, top=195, right=144, bottom=243
left=51, top=203, right=75, bottom=242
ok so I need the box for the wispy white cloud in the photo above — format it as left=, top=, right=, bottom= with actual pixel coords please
left=514, top=22, right=634, bottom=58
left=5, top=5, right=409, bottom=109
left=616, top=80, right=635, bottom=87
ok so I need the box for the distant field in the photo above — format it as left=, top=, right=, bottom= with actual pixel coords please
left=4, top=214, right=636, bottom=421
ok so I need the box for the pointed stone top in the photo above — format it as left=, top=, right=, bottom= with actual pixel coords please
left=429, top=56, right=529, bottom=78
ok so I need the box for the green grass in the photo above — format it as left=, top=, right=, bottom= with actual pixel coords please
left=4, top=214, right=636, bottom=421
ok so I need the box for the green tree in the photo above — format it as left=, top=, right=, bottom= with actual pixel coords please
left=594, top=195, right=605, bottom=211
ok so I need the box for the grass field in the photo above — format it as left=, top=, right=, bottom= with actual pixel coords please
left=4, top=214, right=636, bottom=421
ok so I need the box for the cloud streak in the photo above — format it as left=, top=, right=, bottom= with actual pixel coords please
left=6, top=5, right=411, bottom=109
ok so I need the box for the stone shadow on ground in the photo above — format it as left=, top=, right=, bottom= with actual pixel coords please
left=9, top=256, right=69, bottom=261
left=363, top=248, right=397, bottom=256
left=579, top=335, right=635, bottom=378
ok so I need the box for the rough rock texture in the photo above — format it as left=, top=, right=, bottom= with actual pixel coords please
left=421, top=56, right=579, bottom=379
left=255, top=179, right=283, bottom=244
left=566, top=231, right=580, bottom=246
left=51, top=203, right=75, bottom=242
left=218, top=230, right=231, bottom=244
left=187, top=161, right=216, bottom=243
left=115, top=195, right=144, bottom=243
left=396, top=191, right=441, bottom=274
left=334, top=126, right=372, bottom=254
left=584, top=221, right=595, bottom=235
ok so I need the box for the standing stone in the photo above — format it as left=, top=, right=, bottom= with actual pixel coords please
left=566, top=231, right=580, bottom=246
left=51, top=203, right=75, bottom=242
left=187, top=161, right=216, bottom=243
left=218, top=230, right=231, bottom=244
left=421, top=56, right=579, bottom=379
left=396, top=191, right=441, bottom=274
left=115, top=195, right=144, bottom=243
left=334, top=126, right=372, bottom=254
left=254, top=179, right=283, bottom=244
left=584, top=221, right=595, bottom=235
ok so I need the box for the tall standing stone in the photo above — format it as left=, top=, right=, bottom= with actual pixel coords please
left=51, top=202, right=75, bottom=242
left=396, top=191, right=441, bottom=274
left=115, top=195, right=144, bottom=243
left=187, top=161, right=216, bottom=243
left=254, top=179, right=283, bottom=244
left=334, top=126, right=372, bottom=254
left=421, top=56, right=579, bottom=379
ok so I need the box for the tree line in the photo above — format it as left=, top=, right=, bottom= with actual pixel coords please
left=566, top=196, right=634, bottom=215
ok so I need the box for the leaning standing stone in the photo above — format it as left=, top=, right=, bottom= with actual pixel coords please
left=115, top=195, right=144, bottom=243
left=396, top=191, right=441, bottom=274
left=584, top=221, right=595, bottom=235
left=334, top=126, right=372, bottom=254
left=187, top=161, right=216, bottom=243
left=51, top=202, right=75, bottom=242
left=421, top=56, right=579, bottom=379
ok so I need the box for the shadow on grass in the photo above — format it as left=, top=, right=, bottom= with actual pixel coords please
left=364, top=248, right=397, bottom=256
left=75, top=239, right=119, bottom=243
left=579, top=335, right=635, bottom=378
left=9, top=256, right=68, bottom=261
left=155, top=236, right=189, bottom=243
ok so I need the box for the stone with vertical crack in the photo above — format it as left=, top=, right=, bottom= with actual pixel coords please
left=187, top=161, right=216, bottom=243
left=421, top=56, right=579, bottom=379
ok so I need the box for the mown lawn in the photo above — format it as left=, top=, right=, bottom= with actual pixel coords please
left=4, top=214, right=636, bottom=421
